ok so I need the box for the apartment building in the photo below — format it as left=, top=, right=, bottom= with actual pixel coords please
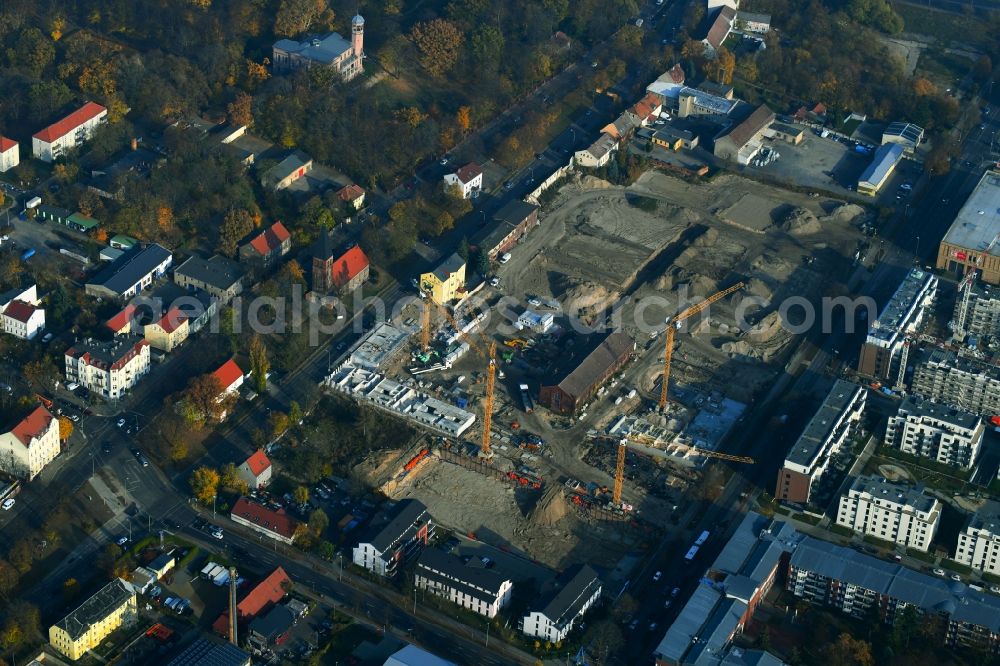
left=0, top=136, right=18, bottom=172
left=352, top=499, right=433, bottom=577
left=143, top=307, right=189, bottom=353
left=911, top=347, right=1000, bottom=417
left=173, top=254, right=246, bottom=302
left=442, top=163, right=483, bottom=199
left=885, top=396, right=984, bottom=469
left=774, top=380, right=866, bottom=505
left=857, top=268, right=937, bottom=381
left=64, top=336, right=151, bottom=400
left=655, top=512, right=802, bottom=666
left=521, top=565, right=602, bottom=643
left=32, top=102, right=108, bottom=162
left=49, top=578, right=137, bottom=660
left=788, top=537, right=1000, bottom=652
left=414, top=548, right=513, bottom=618
left=955, top=500, right=1000, bottom=576
left=0, top=406, right=60, bottom=481
left=836, top=476, right=940, bottom=552
left=419, top=253, right=466, bottom=305
left=953, top=278, right=1000, bottom=339
left=230, top=498, right=298, bottom=545
left=1, top=299, right=45, bottom=340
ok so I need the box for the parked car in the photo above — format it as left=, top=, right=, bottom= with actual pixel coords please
left=671, top=587, right=681, bottom=597
left=498, top=253, right=512, bottom=264
left=652, top=571, right=662, bottom=582
left=1, top=498, right=14, bottom=511
left=210, top=527, right=224, bottom=540
left=116, top=536, right=129, bottom=546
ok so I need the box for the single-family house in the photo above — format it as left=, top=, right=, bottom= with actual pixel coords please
left=420, top=253, right=466, bottom=305
left=2, top=300, right=45, bottom=340
left=312, top=237, right=370, bottom=293
left=173, top=254, right=245, bottom=302
left=336, top=183, right=366, bottom=210
left=0, top=137, right=19, bottom=173
left=646, top=64, right=687, bottom=105
left=0, top=406, right=60, bottom=481
left=239, top=221, right=291, bottom=273
left=143, top=307, right=189, bottom=353
left=443, top=163, right=483, bottom=199
left=601, top=115, right=635, bottom=141
left=238, top=449, right=272, bottom=489
left=575, top=133, right=619, bottom=168
left=212, top=358, right=244, bottom=420
left=625, top=93, right=663, bottom=128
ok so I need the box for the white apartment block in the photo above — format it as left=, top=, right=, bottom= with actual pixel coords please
left=64, top=336, right=150, bottom=400
left=0, top=406, right=60, bottom=481
left=414, top=549, right=513, bottom=618
left=836, top=475, right=941, bottom=552
left=521, top=565, right=601, bottom=643
left=955, top=501, right=1000, bottom=576
left=885, top=396, right=984, bottom=470
left=0, top=137, right=18, bottom=172
left=32, top=102, right=108, bottom=162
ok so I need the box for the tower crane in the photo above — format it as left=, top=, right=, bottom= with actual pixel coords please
left=430, top=302, right=497, bottom=458
left=420, top=297, right=431, bottom=353
left=594, top=433, right=754, bottom=510
left=658, top=282, right=745, bottom=410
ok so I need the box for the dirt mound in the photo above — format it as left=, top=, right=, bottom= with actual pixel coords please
left=780, top=207, right=822, bottom=235
left=692, top=227, right=720, bottom=247
left=746, top=277, right=773, bottom=300
left=721, top=340, right=759, bottom=358
left=823, top=203, right=866, bottom=225
left=746, top=311, right=784, bottom=343
left=578, top=174, right=615, bottom=190
left=530, top=486, right=570, bottom=526
left=680, top=275, right=719, bottom=298
left=562, top=280, right=618, bottom=315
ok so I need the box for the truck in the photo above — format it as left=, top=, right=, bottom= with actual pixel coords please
left=20, top=248, right=35, bottom=261
left=25, top=196, right=41, bottom=210
left=519, top=384, right=534, bottom=413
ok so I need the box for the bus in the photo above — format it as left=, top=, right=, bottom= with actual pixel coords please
left=684, top=545, right=699, bottom=562
left=695, top=530, right=710, bottom=547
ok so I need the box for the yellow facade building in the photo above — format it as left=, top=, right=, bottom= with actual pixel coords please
left=420, top=252, right=466, bottom=305
left=142, top=308, right=189, bottom=353
left=49, top=578, right=136, bottom=660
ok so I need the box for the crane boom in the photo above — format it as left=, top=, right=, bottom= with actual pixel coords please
left=659, top=282, right=745, bottom=409
left=625, top=431, right=755, bottom=464
left=613, top=438, right=626, bottom=506
left=420, top=299, right=431, bottom=352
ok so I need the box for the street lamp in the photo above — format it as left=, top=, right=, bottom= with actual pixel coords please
left=337, top=553, right=343, bottom=581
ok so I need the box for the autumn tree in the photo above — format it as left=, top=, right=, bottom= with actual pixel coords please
left=912, top=78, right=936, bottom=97
left=707, top=47, right=736, bottom=85
left=227, top=92, right=254, bottom=127
left=827, top=632, right=874, bottom=666
left=23, top=359, right=58, bottom=390
left=456, top=106, right=472, bottom=134
left=58, top=417, right=73, bottom=442
left=274, top=0, right=334, bottom=37
left=293, top=485, right=309, bottom=505
left=308, top=508, right=329, bottom=537
left=249, top=334, right=270, bottom=394
left=219, top=463, right=249, bottom=494
left=410, top=19, right=464, bottom=77
left=7, top=540, right=32, bottom=574
left=156, top=204, right=174, bottom=233
left=0, top=560, right=18, bottom=597
left=178, top=373, right=228, bottom=428
left=190, top=466, right=221, bottom=504
left=219, top=208, right=255, bottom=257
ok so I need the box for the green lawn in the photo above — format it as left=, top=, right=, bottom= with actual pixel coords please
left=939, top=559, right=972, bottom=575
left=829, top=524, right=855, bottom=538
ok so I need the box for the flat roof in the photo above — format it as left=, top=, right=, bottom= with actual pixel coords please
left=858, top=143, right=904, bottom=188
left=867, top=268, right=935, bottom=344
left=87, top=244, right=172, bottom=296
left=895, top=395, right=981, bottom=430
left=349, top=321, right=410, bottom=369
left=679, top=87, right=736, bottom=115
left=784, top=380, right=862, bottom=469
left=942, top=170, right=1000, bottom=256
left=848, top=475, right=938, bottom=514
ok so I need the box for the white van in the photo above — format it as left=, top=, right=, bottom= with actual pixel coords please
left=499, top=253, right=512, bottom=264
left=635, top=18, right=644, bottom=27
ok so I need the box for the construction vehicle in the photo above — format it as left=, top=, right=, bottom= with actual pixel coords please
left=429, top=302, right=497, bottom=458
left=504, top=338, right=528, bottom=349
left=519, top=383, right=535, bottom=413
left=659, top=283, right=745, bottom=410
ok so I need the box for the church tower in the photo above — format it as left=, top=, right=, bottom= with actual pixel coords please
left=351, top=14, right=364, bottom=61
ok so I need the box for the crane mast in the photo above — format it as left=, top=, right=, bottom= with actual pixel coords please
left=659, top=283, right=745, bottom=409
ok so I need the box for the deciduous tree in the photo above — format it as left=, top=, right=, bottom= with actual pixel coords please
left=190, top=466, right=220, bottom=504
left=249, top=334, right=270, bottom=394
left=0, top=560, right=19, bottom=597
left=827, top=632, right=874, bottom=666
left=274, top=0, right=334, bottom=37
left=410, top=19, right=464, bottom=77
left=293, top=485, right=309, bottom=505
left=58, top=417, right=73, bottom=442
left=456, top=106, right=472, bottom=134
left=179, top=373, right=227, bottom=427
left=219, top=463, right=249, bottom=494
left=219, top=208, right=255, bottom=257
left=227, top=92, right=254, bottom=127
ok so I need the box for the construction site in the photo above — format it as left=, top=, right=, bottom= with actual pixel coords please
left=325, top=168, right=869, bottom=575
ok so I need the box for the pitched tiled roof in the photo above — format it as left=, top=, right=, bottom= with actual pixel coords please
left=3, top=300, right=39, bottom=323
left=721, top=104, right=775, bottom=149
left=553, top=332, right=634, bottom=399
left=454, top=163, right=482, bottom=184
left=0, top=136, right=16, bottom=152
left=238, top=566, right=291, bottom=617
left=248, top=222, right=290, bottom=257
left=155, top=307, right=187, bottom=334
left=33, top=102, right=107, bottom=143
left=329, top=245, right=370, bottom=288
left=231, top=498, right=297, bottom=539
left=244, top=449, right=271, bottom=477
left=10, top=406, right=54, bottom=448
left=213, top=358, right=244, bottom=391
left=336, top=184, right=365, bottom=202
left=705, top=6, right=736, bottom=49
left=106, top=304, right=138, bottom=333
